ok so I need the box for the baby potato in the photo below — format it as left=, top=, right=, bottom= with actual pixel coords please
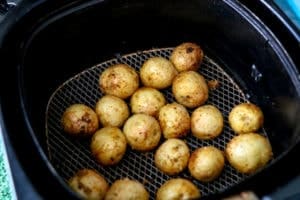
left=156, top=178, right=201, bottom=200
left=105, top=178, right=149, bottom=200
left=172, top=71, right=209, bottom=108
left=61, top=104, right=99, bottom=136
left=229, top=102, right=264, bottom=134
left=95, top=95, right=129, bottom=127
left=225, top=133, right=273, bottom=174
left=155, top=139, right=190, bottom=175
left=99, top=64, right=139, bottom=99
left=130, top=87, right=166, bottom=117
left=91, top=127, right=127, bottom=166
left=170, top=42, right=204, bottom=72
left=188, top=146, right=225, bottom=182
left=68, top=169, right=109, bottom=200
left=158, top=103, right=190, bottom=139
left=191, top=105, right=224, bottom=139
left=140, top=57, right=178, bottom=89
left=123, top=114, right=161, bottom=151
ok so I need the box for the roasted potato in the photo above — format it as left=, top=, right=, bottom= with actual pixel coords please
left=68, top=169, right=109, bottom=200
left=99, top=64, right=139, bottom=99
left=140, top=57, right=178, bottom=89
left=91, top=127, right=127, bottom=166
left=61, top=104, right=99, bottom=136
left=225, top=133, right=273, bottom=174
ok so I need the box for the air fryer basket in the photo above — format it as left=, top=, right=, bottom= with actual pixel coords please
left=2, top=0, right=300, bottom=199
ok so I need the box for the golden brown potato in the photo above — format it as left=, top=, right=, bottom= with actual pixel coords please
left=61, top=104, right=99, bottom=136
left=130, top=87, right=166, bottom=117
left=170, top=42, right=204, bottom=72
left=91, top=127, right=127, bottom=166
left=140, top=57, right=178, bottom=89
left=99, top=64, right=139, bottom=99
left=156, top=178, right=201, bottom=200
left=95, top=95, right=129, bottom=127
left=172, top=71, right=209, bottom=108
left=155, top=139, right=190, bottom=175
left=158, top=103, right=190, bottom=139
left=191, top=105, right=224, bottom=139
left=188, top=146, right=225, bottom=182
left=105, top=178, right=149, bottom=200
left=123, top=114, right=161, bottom=151
left=68, top=169, right=109, bottom=200
left=225, top=133, right=273, bottom=174
left=229, top=102, right=264, bottom=134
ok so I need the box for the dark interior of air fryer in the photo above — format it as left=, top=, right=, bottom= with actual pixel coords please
left=19, top=0, right=300, bottom=199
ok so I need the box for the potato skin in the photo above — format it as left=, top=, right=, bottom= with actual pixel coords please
left=61, top=104, right=99, bottom=136
left=172, top=71, right=209, bottom=108
left=68, top=169, right=109, bottom=200
left=140, top=57, right=178, bottom=89
left=158, top=103, right=191, bottom=139
left=130, top=87, right=166, bottom=117
left=191, top=105, right=224, bottom=139
left=156, top=178, right=201, bottom=200
left=155, top=139, right=190, bottom=175
left=105, top=178, right=149, bottom=200
left=123, top=114, right=161, bottom=151
left=91, top=127, right=127, bottom=166
left=99, top=64, right=139, bottom=99
left=225, top=133, right=273, bottom=174
left=170, top=42, right=204, bottom=72
left=188, top=146, right=225, bottom=182
left=95, top=95, right=129, bottom=127
left=229, top=102, right=264, bottom=134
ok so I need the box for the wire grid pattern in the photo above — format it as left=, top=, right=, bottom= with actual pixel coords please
left=45, top=47, right=264, bottom=198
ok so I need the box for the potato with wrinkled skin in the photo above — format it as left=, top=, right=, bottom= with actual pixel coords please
left=156, top=178, right=201, bottom=200
left=188, top=146, right=225, bottom=182
left=91, top=127, right=127, bottom=166
left=191, top=105, right=224, bottom=139
left=99, top=64, right=139, bottom=99
left=158, top=103, right=190, bottom=139
left=123, top=114, right=161, bottom=151
left=68, top=169, right=109, bottom=200
left=155, top=139, right=190, bottom=175
left=95, top=95, right=129, bottom=127
left=130, top=87, right=166, bottom=117
left=140, top=57, right=178, bottom=89
left=229, top=102, right=264, bottom=134
left=105, top=178, right=149, bottom=200
left=61, top=104, right=99, bottom=136
left=170, top=42, right=204, bottom=72
left=172, top=71, right=209, bottom=108
left=225, top=133, right=273, bottom=174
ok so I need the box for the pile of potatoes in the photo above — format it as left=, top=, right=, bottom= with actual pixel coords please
left=61, top=42, right=273, bottom=200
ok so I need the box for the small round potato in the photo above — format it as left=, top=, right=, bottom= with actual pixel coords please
left=188, top=146, right=225, bottom=182
left=170, top=42, right=204, bottom=72
left=68, top=169, right=109, bottom=200
left=191, top=105, right=224, bottom=139
left=105, top=178, right=149, bottom=200
left=158, top=103, right=190, bottom=139
left=91, top=127, right=127, bottom=166
left=140, top=57, right=178, bottom=89
left=155, top=139, right=190, bottom=175
left=99, top=64, right=139, bottom=99
left=95, top=95, right=129, bottom=127
left=225, top=133, right=273, bottom=174
left=172, top=71, right=209, bottom=108
left=123, top=114, right=161, bottom=151
left=156, top=178, right=201, bottom=200
left=229, top=102, right=264, bottom=134
left=130, top=87, right=166, bottom=117
left=61, top=104, right=99, bottom=136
